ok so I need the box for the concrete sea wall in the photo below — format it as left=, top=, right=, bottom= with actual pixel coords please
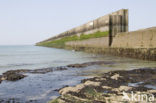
left=37, top=9, right=128, bottom=44
left=37, top=9, right=156, bottom=60
left=112, top=27, right=156, bottom=48
left=66, top=37, right=109, bottom=48
left=66, top=27, right=156, bottom=60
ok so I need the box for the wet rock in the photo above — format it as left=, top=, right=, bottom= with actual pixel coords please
left=54, top=85, right=69, bottom=92
left=28, top=68, right=53, bottom=74
left=111, top=73, right=122, bottom=80
left=67, top=63, right=88, bottom=68
left=0, top=61, right=115, bottom=84
left=59, top=84, right=85, bottom=95
left=50, top=67, right=156, bottom=103
left=2, top=70, right=26, bottom=81
left=84, top=80, right=101, bottom=86
left=0, top=75, right=2, bottom=83
left=6, top=74, right=26, bottom=81
left=53, top=89, right=60, bottom=92
left=0, top=66, right=68, bottom=83
left=55, top=66, right=68, bottom=71
left=67, top=61, right=115, bottom=68
left=0, top=98, right=24, bottom=103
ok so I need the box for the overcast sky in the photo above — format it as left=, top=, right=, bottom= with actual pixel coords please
left=0, top=0, right=156, bottom=45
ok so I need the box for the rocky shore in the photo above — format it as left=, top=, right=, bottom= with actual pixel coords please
left=0, top=67, right=67, bottom=83
left=0, top=61, right=114, bottom=83
left=1, top=61, right=156, bottom=103
left=49, top=67, right=156, bottom=103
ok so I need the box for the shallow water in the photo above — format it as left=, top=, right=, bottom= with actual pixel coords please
left=0, top=45, right=155, bottom=103
left=0, top=45, right=105, bottom=74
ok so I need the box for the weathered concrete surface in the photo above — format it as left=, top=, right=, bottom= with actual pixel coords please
left=66, top=37, right=109, bottom=48
left=37, top=9, right=128, bottom=44
left=49, top=67, right=156, bottom=103
left=112, top=27, right=156, bottom=48
left=36, top=8, right=155, bottom=61
left=66, top=46, right=156, bottom=61
left=66, top=27, right=156, bottom=61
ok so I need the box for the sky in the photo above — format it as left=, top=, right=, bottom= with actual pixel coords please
left=0, top=0, right=156, bottom=45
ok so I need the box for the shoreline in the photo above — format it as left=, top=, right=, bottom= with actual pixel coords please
left=49, top=67, right=156, bottom=103
left=0, top=61, right=115, bottom=83
left=0, top=61, right=156, bottom=103
left=65, top=46, right=156, bottom=61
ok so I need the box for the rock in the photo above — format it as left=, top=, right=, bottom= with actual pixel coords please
left=50, top=67, right=156, bottom=103
left=102, top=86, right=112, bottom=89
left=0, top=61, right=115, bottom=84
left=59, top=84, right=85, bottom=95
left=0, top=66, right=68, bottom=83
left=55, top=67, right=68, bottom=71
left=110, top=74, right=121, bottom=80
left=1, top=77, right=6, bottom=81
left=2, top=70, right=28, bottom=76
left=84, top=80, right=101, bottom=86
left=0, top=75, right=2, bottom=83
left=27, top=67, right=67, bottom=74
left=7, top=73, right=26, bottom=81
left=67, top=64, right=88, bottom=68
left=2, top=70, right=27, bottom=81
left=28, top=68, right=53, bottom=74
left=67, top=61, right=115, bottom=68
left=3, top=72, right=26, bottom=81
left=112, top=86, right=132, bottom=92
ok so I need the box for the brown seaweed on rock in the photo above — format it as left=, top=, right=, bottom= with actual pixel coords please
left=0, top=66, right=68, bottom=83
left=67, top=61, right=115, bottom=68
left=49, top=67, right=156, bottom=103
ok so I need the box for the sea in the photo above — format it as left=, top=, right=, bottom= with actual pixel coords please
left=0, top=45, right=155, bottom=103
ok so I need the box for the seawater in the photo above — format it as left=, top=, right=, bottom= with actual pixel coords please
left=0, top=45, right=155, bottom=103
left=0, top=45, right=104, bottom=74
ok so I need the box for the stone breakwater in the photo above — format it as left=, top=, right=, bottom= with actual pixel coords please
left=49, top=67, right=156, bottom=103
